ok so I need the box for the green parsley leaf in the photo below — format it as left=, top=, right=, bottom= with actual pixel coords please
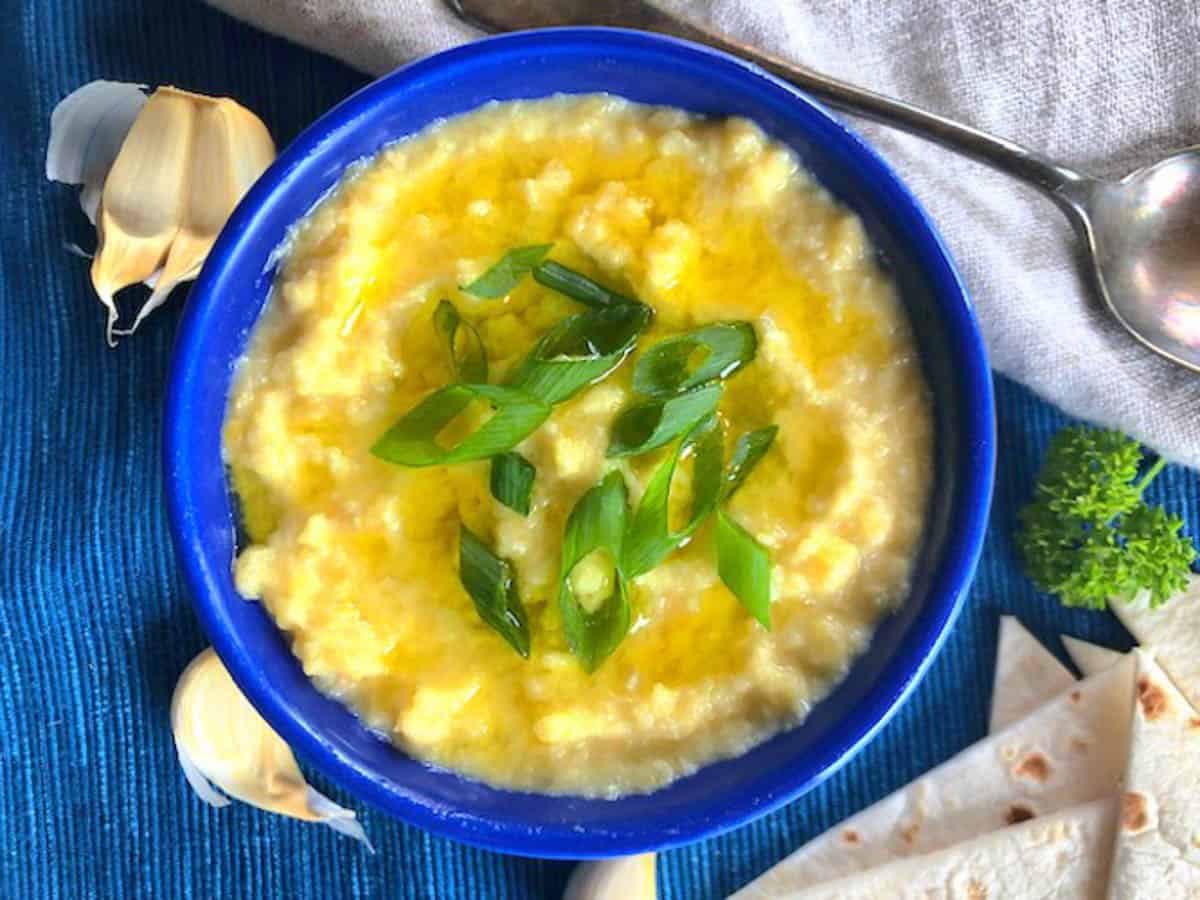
left=1016, top=426, right=1196, bottom=610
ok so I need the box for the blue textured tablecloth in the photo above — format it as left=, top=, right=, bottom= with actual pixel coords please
left=3, top=1, right=1196, bottom=897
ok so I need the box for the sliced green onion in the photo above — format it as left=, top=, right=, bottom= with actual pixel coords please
left=371, top=384, right=551, bottom=467
left=533, top=260, right=642, bottom=310
left=462, top=244, right=553, bottom=298
left=723, top=425, right=779, bottom=500
left=558, top=471, right=631, bottom=673
left=491, top=451, right=536, bottom=516
left=434, top=299, right=487, bottom=383
left=716, top=510, right=771, bottom=629
left=632, top=322, right=757, bottom=398
left=623, top=415, right=725, bottom=578
left=607, top=383, right=723, bottom=458
left=507, top=304, right=652, bottom=405
left=459, top=525, right=531, bottom=657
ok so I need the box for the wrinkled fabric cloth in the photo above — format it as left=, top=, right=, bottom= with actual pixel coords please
left=206, top=0, right=1200, bottom=465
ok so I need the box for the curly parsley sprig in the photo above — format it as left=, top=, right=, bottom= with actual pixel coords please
left=1016, top=426, right=1196, bottom=610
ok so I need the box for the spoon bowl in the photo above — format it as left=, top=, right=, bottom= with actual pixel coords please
left=1086, top=148, right=1200, bottom=370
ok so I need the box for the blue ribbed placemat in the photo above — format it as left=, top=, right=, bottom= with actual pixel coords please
left=3, top=2, right=1195, bottom=897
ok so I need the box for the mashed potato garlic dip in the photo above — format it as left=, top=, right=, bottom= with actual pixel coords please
left=223, top=95, right=933, bottom=797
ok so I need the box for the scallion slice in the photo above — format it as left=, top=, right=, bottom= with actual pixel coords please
left=461, top=244, right=553, bottom=298
left=433, top=299, right=487, bottom=383
left=715, top=510, right=772, bottom=628
left=532, top=260, right=642, bottom=310
left=623, top=415, right=725, bottom=578
left=491, top=451, right=536, bottom=516
left=459, top=525, right=531, bottom=657
left=558, top=471, right=632, bottom=673
left=371, top=384, right=551, bottom=467
left=607, top=383, right=723, bottom=458
left=506, top=304, right=652, bottom=405
left=723, top=425, right=779, bottom=500
left=632, top=322, right=757, bottom=398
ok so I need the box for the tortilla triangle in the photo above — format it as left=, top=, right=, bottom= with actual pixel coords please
left=773, top=798, right=1116, bottom=899
left=1062, top=635, right=1123, bottom=677
left=1112, top=575, right=1200, bottom=714
left=732, top=654, right=1135, bottom=897
left=990, top=615, right=1074, bottom=732
left=1105, top=651, right=1200, bottom=899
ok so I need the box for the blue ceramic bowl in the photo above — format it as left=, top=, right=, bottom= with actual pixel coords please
left=165, top=28, right=994, bottom=858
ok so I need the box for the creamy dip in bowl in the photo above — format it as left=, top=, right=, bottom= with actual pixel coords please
left=166, top=29, right=993, bottom=856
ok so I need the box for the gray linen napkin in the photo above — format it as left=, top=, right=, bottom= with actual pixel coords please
left=206, top=0, right=1200, bottom=466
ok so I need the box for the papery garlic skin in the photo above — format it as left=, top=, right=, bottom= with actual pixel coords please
left=45, top=80, right=147, bottom=225
left=171, top=648, right=371, bottom=849
left=46, top=81, right=274, bottom=345
left=563, top=854, right=657, bottom=900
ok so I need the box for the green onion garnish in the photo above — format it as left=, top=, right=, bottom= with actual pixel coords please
left=607, top=383, right=723, bottom=458
left=723, top=425, right=779, bottom=500
left=371, top=383, right=551, bottom=467
left=623, top=415, right=725, bottom=578
left=715, top=510, right=771, bottom=628
left=632, top=322, right=757, bottom=398
left=491, top=451, right=536, bottom=516
left=532, top=260, right=642, bottom=310
left=507, top=304, right=652, bottom=405
left=462, top=244, right=553, bottom=298
left=433, top=299, right=487, bottom=383
left=459, top=525, right=531, bottom=657
left=558, top=471, right=632, bottom=672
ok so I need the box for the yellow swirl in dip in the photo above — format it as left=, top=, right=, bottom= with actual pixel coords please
left=224, top=95, right=932, bottom=797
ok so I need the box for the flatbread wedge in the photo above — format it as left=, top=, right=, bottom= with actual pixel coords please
left=1106, top=650, right=1200, bottom=899
left=1062, top=635, right=1123, bottom=678
left=990, top=615, right=1075, bottom=732
left=776, top=798, right=1117, bottom=900
left=1111, top=574, right=1200, bottom=713
left=732, top=654, right=1135, bottom=897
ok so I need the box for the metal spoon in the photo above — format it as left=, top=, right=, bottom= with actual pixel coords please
left=448, top=0, right=1200, bottom=372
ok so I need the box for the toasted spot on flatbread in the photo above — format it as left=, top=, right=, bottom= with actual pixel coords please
left=1121, top=791, right=1150, bottom=833
left=841, top=829, right=860, bottom=845
left=1005, top=804, right=1035, bottom=825
left=967, top=879, right=989, bottom=899
left=1188, top=717, right=1200, bottom=731
left=1069, top=737, right=1089, bottom=754
left=1136, top=674, right=1170, bottom=720
left=1012, top=751, right=1051, bottom=783
left=899, top=822, right=920, bottom=845
left=1069, top=689, right=1082, bottom=703
left=999, top=745, right=1017, bottom=762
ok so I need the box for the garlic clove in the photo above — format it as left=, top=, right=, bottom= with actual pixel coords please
left=48, top=82, right=275, bottom=344
left=46, top=80, right=148, bottom=224
left=120, top=90, right=275, bottom=336
left=91, top=88, right=195, bottom=345
left=563, top=854, right=657, bottom=900
left=171, top=648, right=372, bottom=849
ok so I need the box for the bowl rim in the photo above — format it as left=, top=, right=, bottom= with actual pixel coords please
left=164, top=26, right=995, bottom=858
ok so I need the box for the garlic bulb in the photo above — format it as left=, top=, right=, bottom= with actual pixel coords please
left=46, top=82, right=274, bottom=345
left=171, top=648, right=371, bottom=849
left=563, top=854, right=657, bottom=900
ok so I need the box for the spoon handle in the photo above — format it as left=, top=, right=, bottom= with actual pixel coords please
left=501, top=2, right=1094, bottom=216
